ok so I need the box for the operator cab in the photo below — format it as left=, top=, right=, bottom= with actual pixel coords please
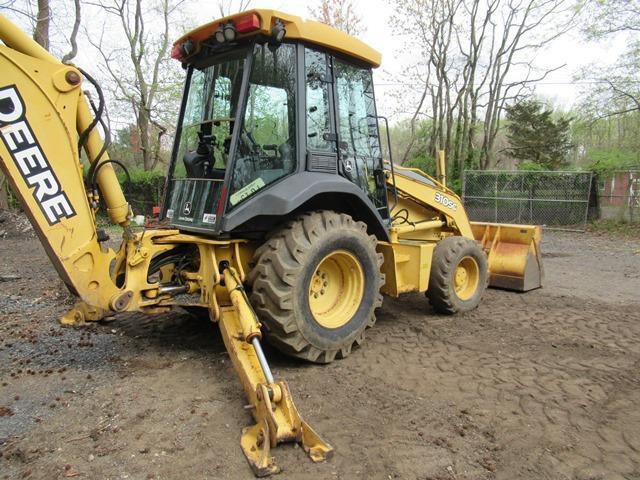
left=163, top=10, right=389, bottom=237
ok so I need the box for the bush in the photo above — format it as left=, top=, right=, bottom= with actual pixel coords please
left=518, top=160, right=546, bottom=171
left=403, top=155, right=436, bottom=174
left=588, top=148, right=640, bottom=176
left=119, top=169, right=166, bottom=216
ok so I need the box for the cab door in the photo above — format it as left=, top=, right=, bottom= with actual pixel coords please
left=332, top=58, right=388, bottom=220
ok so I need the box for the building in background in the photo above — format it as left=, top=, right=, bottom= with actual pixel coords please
left=600, top=171, right=640, bottom=222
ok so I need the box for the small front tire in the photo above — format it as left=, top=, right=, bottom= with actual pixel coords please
left=426, top=236, right=488, bottom=314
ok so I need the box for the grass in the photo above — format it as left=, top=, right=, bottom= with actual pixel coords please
left=587, top=219, right=640, bottom=238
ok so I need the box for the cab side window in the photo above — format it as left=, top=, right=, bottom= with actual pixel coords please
left=305, top=48, right=335, bottom=153
left=228, top=42, right=297, bottom=208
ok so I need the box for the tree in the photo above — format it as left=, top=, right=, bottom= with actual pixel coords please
left=33, top=0, right=50, bottom=50
left=572, top=0, right=640, bottom=172
left=309, top=0, right=364, bottom=36
left=583, top=0, right=640, bottom=37
left=87, top=0, right=186, bottom=171
left=61, top=0, right=81, bottom=64
left=578, top=0, right=639, bottom=118
left=1, top=0, right=82, bottom=61
left=390, top=0, right=577, bottom=175
left=505, top=99, right=573, bottom=169
left=109, top=124, right=140, bottom=166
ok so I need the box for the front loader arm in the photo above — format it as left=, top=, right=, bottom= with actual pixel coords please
left=387, top=166, right=474, bottom=241
left=0, top=14, right=129, bottom=310
left=386, top=165, right=543, bottom=292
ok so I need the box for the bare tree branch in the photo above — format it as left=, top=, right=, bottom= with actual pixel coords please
left=87, top=0, right=184, bottom=170
left=217, top=0, right=252, bottom=17
left=308, top=0, right=364, bottom=36
left=62, top=0, right=81, bottom=64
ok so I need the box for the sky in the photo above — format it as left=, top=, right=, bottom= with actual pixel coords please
left=1, top=0, right=623, bottom=121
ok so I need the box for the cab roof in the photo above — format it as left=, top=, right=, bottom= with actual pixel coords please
left=173, top=9, right=382, bottom=68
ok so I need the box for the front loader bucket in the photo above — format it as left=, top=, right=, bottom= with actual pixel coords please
left=471, top=222, right=544, bottom=292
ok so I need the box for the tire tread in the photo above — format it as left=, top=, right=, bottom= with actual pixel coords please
left=427, top=236, right=488, bottom=315
left=249, top=210, right=383, bottom=363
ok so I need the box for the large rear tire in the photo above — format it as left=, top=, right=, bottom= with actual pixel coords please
left=426, top=236, right=488, bottom=314
left=247, top=211, right=384, bottom=363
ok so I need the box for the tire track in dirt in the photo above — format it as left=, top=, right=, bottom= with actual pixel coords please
left=2, top=232, right=640, bottom=479
left=341, top=291, right=640, bottom=479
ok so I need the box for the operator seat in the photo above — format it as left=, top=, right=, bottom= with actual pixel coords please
left=183, top=149, right=209, bottom=178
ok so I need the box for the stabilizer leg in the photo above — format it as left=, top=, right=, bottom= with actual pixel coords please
left=216, top=267, right=333, bottom=476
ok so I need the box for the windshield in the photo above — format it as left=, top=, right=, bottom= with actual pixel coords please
left=174, top=48, right=247, bottom=179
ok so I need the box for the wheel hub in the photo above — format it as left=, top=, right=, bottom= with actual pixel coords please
left=308, top=250, right=364, bottom=329
left=455, top=266, right=468, bottom=287
left=453, top=256, right=480, bottom=301
left=310, top=271, right=327, bottom=297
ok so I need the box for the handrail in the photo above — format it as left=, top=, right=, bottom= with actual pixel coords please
left=374, top=115, right=399, bottom=213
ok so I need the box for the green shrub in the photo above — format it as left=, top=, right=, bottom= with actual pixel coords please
left=404, top=155, right=436, bottom=174
left=588, top=148, right=640, bottom=175
left=118, top=168, right=165, bottom=216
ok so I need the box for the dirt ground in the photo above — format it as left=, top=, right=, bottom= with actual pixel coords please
left=1, top=222, right=639, bottom=480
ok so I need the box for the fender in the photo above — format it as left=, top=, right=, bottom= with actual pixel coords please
left=221, top=172, right=391, bottom=241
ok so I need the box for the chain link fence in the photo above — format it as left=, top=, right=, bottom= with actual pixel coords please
left=462, top=170, right=595, bottom=230
left=599, top=171, right=640, bottom=223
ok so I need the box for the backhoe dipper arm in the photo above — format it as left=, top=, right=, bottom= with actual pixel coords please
left=0, top=14, right=129, bottom=310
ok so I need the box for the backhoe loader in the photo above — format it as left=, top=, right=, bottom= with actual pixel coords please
left=0, top=9, right=543, bottom=476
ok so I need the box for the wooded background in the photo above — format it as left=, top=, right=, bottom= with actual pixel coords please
left=0, top=0, right=638, bottom=205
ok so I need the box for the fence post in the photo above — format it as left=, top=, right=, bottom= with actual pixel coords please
left=462, top=171, right=467, bottom=201
left=630, top=172, right=638, bottom=223
left=584, top=173, right=594, bottom=229
left=494, top=175, right=498, bottom=223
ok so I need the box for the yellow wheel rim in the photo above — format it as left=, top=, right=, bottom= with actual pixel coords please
left=308, top=250, right=365, bottom=329
left=454, top=256, right=480, bottom=301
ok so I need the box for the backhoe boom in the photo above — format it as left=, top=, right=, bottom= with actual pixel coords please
left=0, top=13, right=130, bottom=306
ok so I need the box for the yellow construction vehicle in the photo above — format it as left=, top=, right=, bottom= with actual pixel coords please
left=0, top=9, right=542, bottom=476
